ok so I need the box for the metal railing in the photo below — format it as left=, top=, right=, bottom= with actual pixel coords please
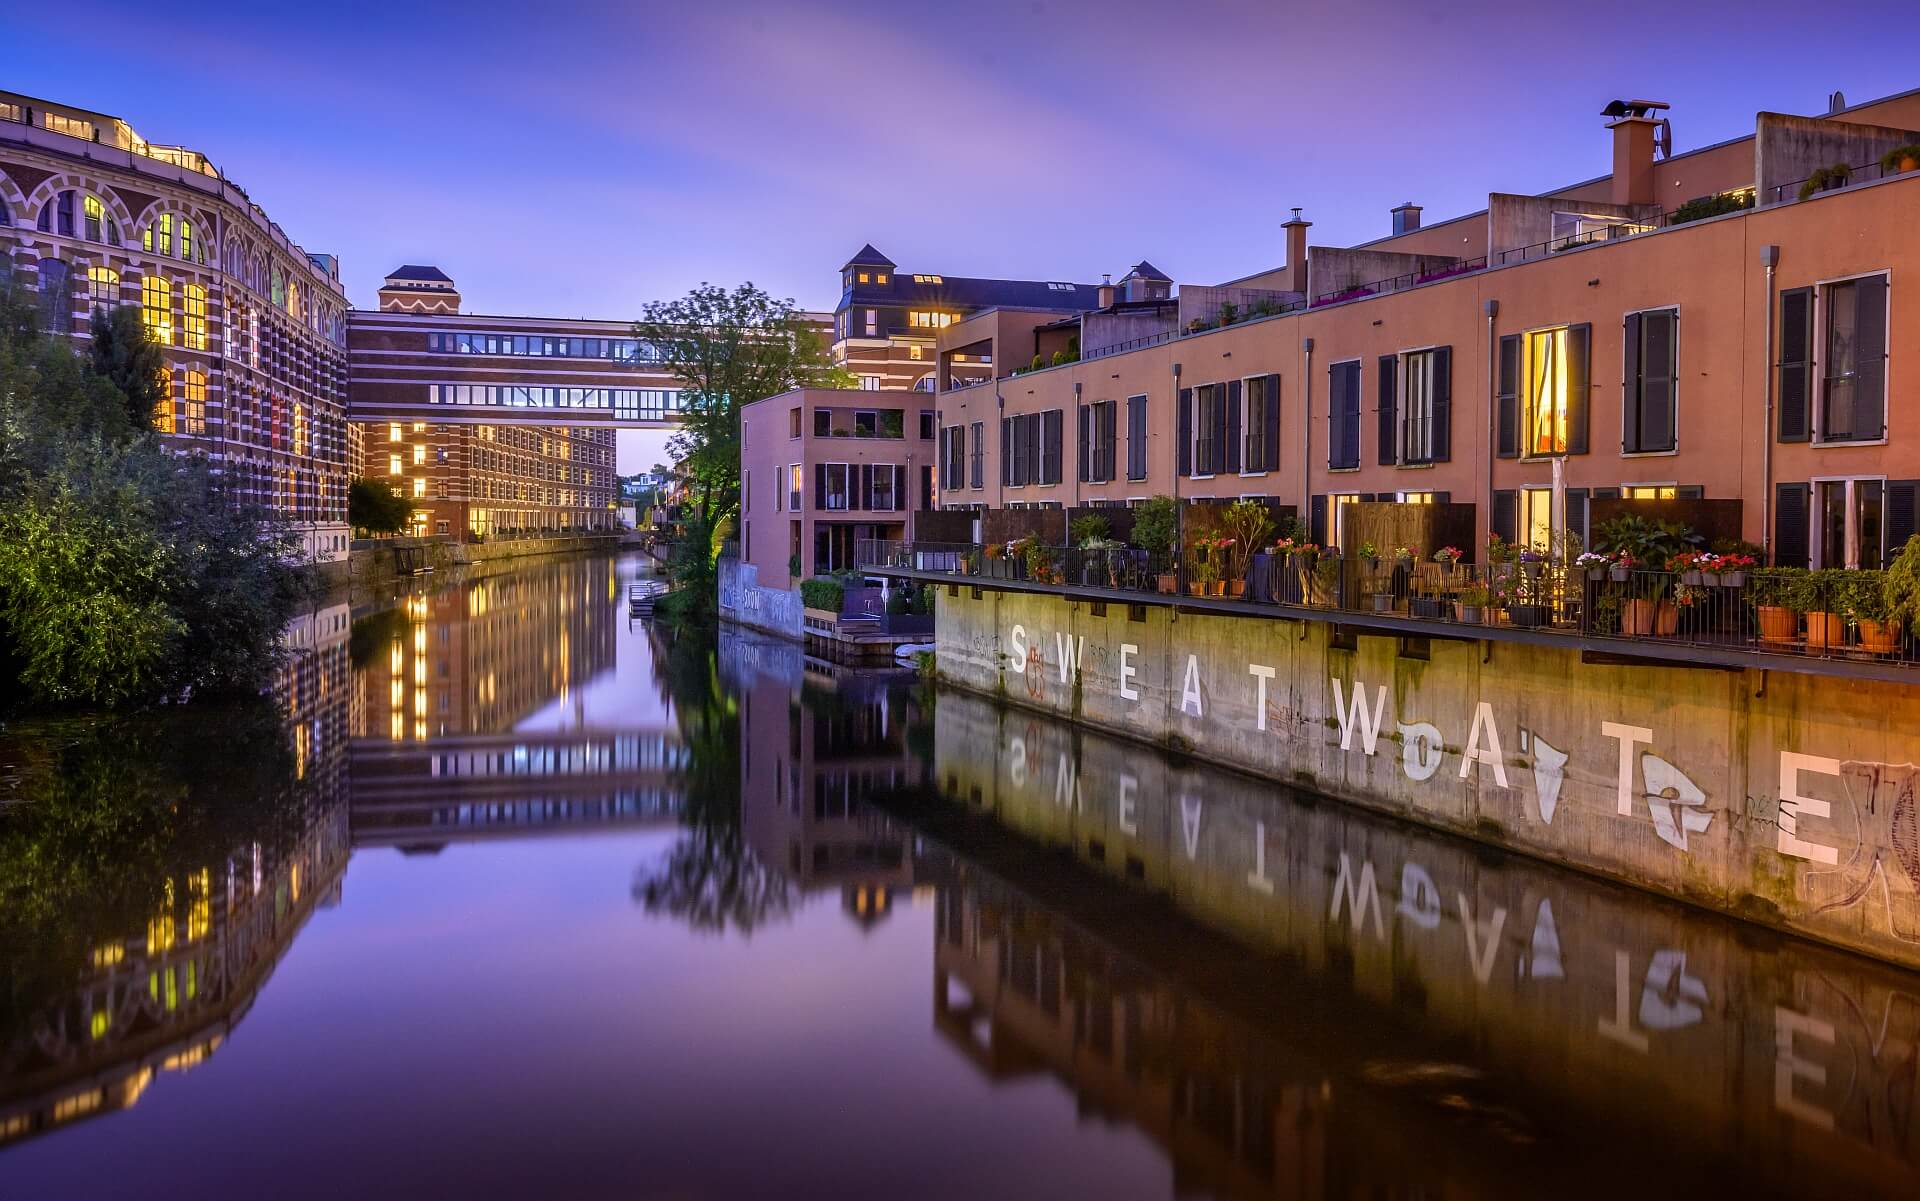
left=858, top=540, right=1920, bottom=668
left=1083, top=330, right=1176, bottom=360
left=1310, top=257, right=1489, bottom=307
left=1767, top=158, right=1896, bottom=206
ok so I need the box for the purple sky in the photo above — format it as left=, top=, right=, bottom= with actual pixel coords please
left=11, top=0, right=1913, bottom=470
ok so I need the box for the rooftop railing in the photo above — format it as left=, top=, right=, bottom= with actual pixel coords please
left=1083, top=330, right=1176, bottom=360
left=1309, top=257, right=1488, bottom=307
left=858, top=539, right=1920, bottom=677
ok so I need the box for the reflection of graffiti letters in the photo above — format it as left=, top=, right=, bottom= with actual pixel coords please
left=1637, top=949, right=1708, bottom=1030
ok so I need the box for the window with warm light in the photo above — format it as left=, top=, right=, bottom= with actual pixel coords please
left=412, top=477, right=426, bottom=498
left=389, top=423, right=402, bottom=442
left=83, top=193, right=118, bottom=244
left=179, top=371, right=206, bottom=435
left=141, top=275, right=173, bottom=344
left=389, top=454, right=403, bottom=475
left=412, top=444, right=425, bottom=466
left=88, top=265, right=118, bottom=304
left=909, top=310, right=955, bottom=329
left=1516, top=325, right=1589, bottom=457
left=182, top=283, right=207, bottom=349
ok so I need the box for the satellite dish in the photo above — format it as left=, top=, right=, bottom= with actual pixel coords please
left=1828, top=90, right=1847, bottom=114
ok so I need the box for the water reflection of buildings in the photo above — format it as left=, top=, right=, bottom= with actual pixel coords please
left=726, top=633, right=926, bottom=928
left=0, top=602, right=355, bottom=1149
left=914, top=691, right=1920, bottom=1201
left=356, top=556, right=618, bottom=741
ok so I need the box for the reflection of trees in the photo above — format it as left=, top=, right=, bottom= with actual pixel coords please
left=0, top=704, right=308, bottom=1041
left=631, top=626, right=793, bottom=936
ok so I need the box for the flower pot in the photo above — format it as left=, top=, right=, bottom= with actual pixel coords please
left=1610, top=566, right=1630, bottom=583
left=1681, top=570, right=1704, bottom=586
left=1587, top=567, right=1606, bottom=581
left=1210, top=581, right=1228, bottom=597
left=1805, top=610, right=1845, bottom=652
left=1156, top=573, right=1177, bottom=595
left=1756, top=605, right=1798, bottom=645
left=1226, top=579, right=1247, bottom=599
left=1623, top=598, right=1658, bottom=636
left=1720, top=571, right=1746, bottom=588
left=1372, top=592, right=1395, bottom=613
left=1858, top=618, right=1901, bottom=655
left=1188, top=582, right=1207, bottom=597
left=1456, top=603, right=1484, bottom=624
left=1509, top=603, right=1552, bottom=629
left=1409, top=597, right=1447, bottom=619
left=1655, top=600, right=1679, bottom=636
left=1900, top=155, right=1920, bottom=174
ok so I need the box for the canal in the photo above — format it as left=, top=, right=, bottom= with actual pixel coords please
left=1, top=552, right=1916, bottom=1199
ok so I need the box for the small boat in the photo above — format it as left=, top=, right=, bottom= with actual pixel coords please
left=628, top=580, right=668, bottom=617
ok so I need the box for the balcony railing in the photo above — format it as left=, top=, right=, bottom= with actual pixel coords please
left=857, top=540, right=1920, bottom=674
left=1310, top=257, right=1488, bottom=307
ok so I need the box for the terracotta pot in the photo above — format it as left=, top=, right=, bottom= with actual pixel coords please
left=1226, top=580, right=1247, bottom=599
left=1857, top=617, right=1901, bottom=655
left=1805, top=610, right=1845, bottom=652
left=1655, top=600, right=1679, bottom=636
left=1900, top=155, right=1920, bottom=174
left=1210, top=580, right=1227, bottom=597
left=1188, top=582, right=1207, bottom=597
left=1623, top=598, right=1657, bottom=635
left=1756, top=605, right=1798, bottom=644
left=1156, top=573, right=1177, bottom=595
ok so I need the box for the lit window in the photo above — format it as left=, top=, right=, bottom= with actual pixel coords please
left=912, top=274, right=943, bottom=284
left=182, top=283, right=207, bottom=349
left=908, top=310, right=955, bottom=329
left=292, top=403, right=308, bottom=457
left=389, top=423, right=402, bottom=442
left=153, top=389, right=175, bottom=434
left=1621, top=485, right=1677, bottom=500
left=88, top=265, right=119, bottom=305
left=1522, top=326, right=1583, bottom=456
left=179, top=218, right=192, bottom=261
left=412, top=444, right=425, bottom=466
left=875, top=274, right=888, bottom=285
left=389, top=455, right=403, bottom=475
left=83, top=194, right=115, bottom=243
left=42, top=112, right=94, bottom=140
left=412, top=477, right=426, bottom=498
left=141, top=275, right=173, bottom=344
left=857, top=272, right=871, bottom=284
left=179, top=370, right=206, bottom=435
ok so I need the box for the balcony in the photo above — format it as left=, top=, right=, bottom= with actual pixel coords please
left=858, top=539, right=1920, bottom=683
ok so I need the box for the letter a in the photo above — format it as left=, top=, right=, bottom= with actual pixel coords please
left=1180, top=655, right=1203, bottom=716
left=1457, top=702, right=1510, bottom=788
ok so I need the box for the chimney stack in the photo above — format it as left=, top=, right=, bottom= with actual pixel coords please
left=1283, top=208, right=1312, bottom=296
left=1097, top=272, right=1114, bottom=309
left=1602, top=99, right=1669, bottom=207
left=1391, top=202, right=1422, bottom=236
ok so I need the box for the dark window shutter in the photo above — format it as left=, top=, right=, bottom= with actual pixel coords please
left=1779, top=288, right=1812, bottom=442
left=854, top=464, right=867, bottom=510
left=1076, top=403, right=1089, bottom=482
left=1377, top=354, right=1398, bottom=466
left=1675, top=485, right=1704, bottom=499
left=1044, top=409, right=1063, bottom=484
left=1622, top=311, right=1642, bottom=453
left=1263, top=374, right=1281, bottom=471
left=1225, top=379, right=1243, bottom=474
left=814, top=463, right=825, bottom=509
left=896, top=465, right=906, bottom=512
left=1432, top=490, right=1452, bottom=503
left=1855, top=274, right=1887, bottom=441
left=1886, top=480, right=1918, bottom=565
left=1309, top=494, right=1328, bottom=547
left=1491, top=489, right=1518, bottom=545
left=1000, top=417, right=1011, bottom=486
left=1774, top=483, right=1810, bottom=569
left=1208, top=384, right=1228, bottom=475
left=1593, top=486, right=1620, bottom=501
left=1566, top=488, right=1589, bottom=547
left=1177, top=387, right=1192, bottom=476
left=1565, top=323, right=1591, bottom=454
left=1645, top=310, right=1677, bottom=452
left=1431, top=347, right=1452, bottom=463
left=1496, top=334, right=1520, bottom=458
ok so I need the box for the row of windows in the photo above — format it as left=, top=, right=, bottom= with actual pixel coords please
left=424, top=331, right=660, bottom=362
left=428, top=384, right=679, bottom=417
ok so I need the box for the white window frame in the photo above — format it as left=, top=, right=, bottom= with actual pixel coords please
left=1810, top=474, right=1888, bottom=569
left=1396, top=344, right=1443, bottom=467
left=1810, top=270, right=1892, bottom=448
left=871, top=462, right=899, bottom=512
left=1239, top=374, right=1271, bottom=477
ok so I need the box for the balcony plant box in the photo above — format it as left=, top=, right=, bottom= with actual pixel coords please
left=1409, top=595, right=1448, bottom=619
left=1747, top=569, right=1800, bottom=645
left=1372, top=591, right=1395, bottom=612
left=1793, top=570, right=1846, bottom=652
left=1508, top=602, right=1553, bottom=629
left=1455, top=585, right=1490, bottom=625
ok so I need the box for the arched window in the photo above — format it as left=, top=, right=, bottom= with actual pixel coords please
left=182, top=283, right=207, bottom=349
left=271, top=265, right=285, bottom=308
left=88, top=266, right=120, bottom=309
left=37, top=259, right=71, bottom=331
left=38, top=191, right=75, bottom=236
left=142, top=274, right=173, bottom=345
left=143, top=213, right=174, bottom=256
left=82, top=193, right=119, bottom=244
left=0, top=193, right=10, bottom=226
left=154, top=376, right=176, bottom=434
left=179, top=371, right=207, bottom=435
left=179, top=218, right=192, bottom=262
left=287, top=279, right=302, bottom=321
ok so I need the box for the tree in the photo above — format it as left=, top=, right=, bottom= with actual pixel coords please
left=88, top=304, right=168, bottom=433
left=634, top=282, right=848, bottom=528
left=349, top=476, right=411, bottom=535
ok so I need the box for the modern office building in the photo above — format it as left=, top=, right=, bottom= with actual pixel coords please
left=0, top=91, right=353, bottom=561
left=931, top=88, right=1920, bottom=568
left=831, top=244, right=1105, bottom=392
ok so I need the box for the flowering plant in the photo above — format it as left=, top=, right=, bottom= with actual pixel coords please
left=1575, top=551, right=1611, bottom=569
left=1673, top=583, right=1708, bottom=609
left=984, top=541, right=1004, bottom=560
left=1267, top=536, right=1296, bottom=555
left=1394, top=544, right=1419, bottom=563
left=1484, top=535, right=1515, bottom=566
left=1703, top=552, right=1755, bottom=576
left=1433, top=546, right=1462, bottom=565
left=1357, top=540, right=1379, bottom=560
left=1518, top=547, right=1546, bottom=564
left=1286, top=541, right=1321, bottom=557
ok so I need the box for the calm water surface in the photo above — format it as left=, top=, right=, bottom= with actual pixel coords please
left=2, top=553, right=1917, bottom=1199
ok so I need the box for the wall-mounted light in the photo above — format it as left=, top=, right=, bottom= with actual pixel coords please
left=1371, top=319, right=1383, bottom=327
left=1587, top=278, right=1601, bottom=287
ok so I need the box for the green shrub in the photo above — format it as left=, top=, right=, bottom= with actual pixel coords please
left=1884, top=535, right=1920, bottom=630
left=1668, top=190, right=1754, bottom=225
left=1131, top=496, right=1178, bottom=557
left=1069, top=513, right=1111, bottom=546
left=799, top=577, right=844, bottom=612
left=1880, top=144, right=1920, bottom=172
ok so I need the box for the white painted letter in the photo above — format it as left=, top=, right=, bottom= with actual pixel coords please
left=1249, top=664, right=1276, bottom=731
left=1056, top=632, right=1083, bottom=684
left=1008, top=624, right=1028, bottom=674
left=1601, top=721, right=1653, bottom=816
left=1399, top=722, right=1444, bottom=781
left=1457, top=702, right=1510, bottom=788
left=1119, top=643, right=1139, bottom=701
left=1332, top=678, right=1387, bottom=755
left=1180, top=655, right=1203, bottom=717
left=1778, top=751, right=1842, bottom=865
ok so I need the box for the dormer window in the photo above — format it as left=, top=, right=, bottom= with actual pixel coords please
left=912, top=274, right=943, bottom=285
left=857, top=271, right=871, bottom=284
left=874, top=273, right=888, bottom=285
left=1047, top=282, right=1074, bottom=291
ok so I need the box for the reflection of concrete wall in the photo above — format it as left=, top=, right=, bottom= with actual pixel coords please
left=720, top=558, right=802, bottom=640
left=931, top=689, right=1920, bottom=1198
left=935, top=590, right=1920, bottom=968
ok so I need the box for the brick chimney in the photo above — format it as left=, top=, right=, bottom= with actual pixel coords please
left=1603, top=100, right=1669, bottom=207
left=1283, top=208, right=1311, bottom=295
left=1096, top=273, right=1114, bottom=309
left=1391, top=202, right=1422, bottom=236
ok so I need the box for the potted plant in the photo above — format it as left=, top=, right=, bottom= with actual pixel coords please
left=1072, top=514, right=1112, bottom=585
left=1024, top=539, right=1061, bottom=585
left=1748, top=567, right=1801, bottom=645
left=1882, top=534, right=1920, bottom=652
left=1798, top=163, right=1852, bottom=201
left=1576, top=550, right=1611, bottom=581
left=1849, top=570, right=1900, bottom=655
left=1792, top=568, right=1846, bottom=652
left=1456, top=584, right=1491, bottom=625
left=1189, top=542, right=1218, bottom=596
left=1133, top=495, right=1179, bottom=595
left=1882, top=144, right=1920, bottom=176
left=1312, top=552, right=1343, bottom=607
left=1221, top=499, right=1274, bottom=599
left=1705, top=551, right=1755, bottom=588
left=1505, top=566, right=1554, bottom=628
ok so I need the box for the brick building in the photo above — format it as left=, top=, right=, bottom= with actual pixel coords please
left=0, top=91, right=352, bottom=561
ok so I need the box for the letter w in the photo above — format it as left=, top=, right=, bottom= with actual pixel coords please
left=1056, top=632, right=1084, bottom=684
left=1331, top=678, right=1387, bottom=755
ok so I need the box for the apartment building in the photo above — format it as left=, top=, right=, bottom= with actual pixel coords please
left=832, top=244, right=1104, bottom=391
left=934, top=88, right=1920, bottom=570
left=0, top=91, right=352, bottom=561
left=738, top=388, right=939, bottom=581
